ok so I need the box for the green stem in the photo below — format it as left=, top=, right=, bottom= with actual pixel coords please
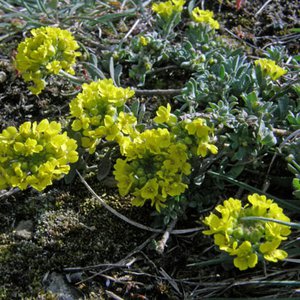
left=207, top=170, right=300, bottom=212
left=240, top=216, right=300, bottom=229
left=187, top=255, right=232, bottom=267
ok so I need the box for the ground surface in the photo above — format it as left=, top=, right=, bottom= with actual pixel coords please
left=0, top=0, right=299, bottom=299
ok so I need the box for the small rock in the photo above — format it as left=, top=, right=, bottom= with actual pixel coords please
left=43, top=271, right=84, bottom=300
left=14, top=220, right=33, bottom=240
left=0, top=71, right=7, bottom=83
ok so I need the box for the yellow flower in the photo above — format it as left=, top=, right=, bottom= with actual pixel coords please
left=69, top=79, right=135, bottom=153
left=191, top=8, right=220, bottom=29
left=154, top=104, right=177, bottom=125
left=152, top=0, right=185, bottom=20
left=259, top=239, right=288, bottom=262
left=113, top=127, right=192, bottom=213
left=15, top=26, right=81, bottom=94
left=203, top=194, right=291, bottom=270
left=139, top=36, right=149, bottom=46
left=230, top=241, right=258, bottom=271
left=46, top=60, right=62, bottom=74
left=140, top=178, right=159, bottom=200
left=197, top=142, right=218, bottom=157
left=185, top=118, right=211, bottom=138
left=117, top=112, right=137, bottom=136
left=248, top=193, right=273, bottom=215
left=0, top=120, right=78, bottom=191
left=255, top=58, right=287, bottom=80
left=95, top=115, right=120, bottom=141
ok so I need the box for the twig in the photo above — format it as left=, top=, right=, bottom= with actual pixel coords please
left=255, top=0, right=272, bottom=17
left=0, top=187, right=20, bottom=199
left=105, top=290, right=124, bottom=300
left=148, top=65, right=178, bottom=75
left=73, top=233, right=158, bottom=283
left=76, top=170, right=163, bottom=233
left=159, top=268, right=182, bottom=296
left=156, top=218, right=177, bottom=255
left=64, top=260, right=136, bottom=272
left=223, top=28, right=260, bottom=51
left=134, top=89, right=182, bottom=96
left=119, top=19, right=140, bottom=45
left=76, top=170, right=202, bottom=235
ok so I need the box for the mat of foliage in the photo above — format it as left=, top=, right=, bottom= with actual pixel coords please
left=0, top=0, right=299, bottom=299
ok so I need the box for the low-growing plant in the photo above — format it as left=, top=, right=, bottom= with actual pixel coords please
left=0, top=119, right=78, bottom=191
left=1, top=1, right=299, bottom=287
left=113, top=104, right=218, bottom=213
left=203, top=193, right=291, bottom=271
left=69, top=78, right=136, bottom=154
left=15, top=26, right=81, bottom=94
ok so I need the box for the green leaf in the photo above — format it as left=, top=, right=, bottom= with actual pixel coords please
left=97, top=154, right=112, bottom=182
left=294, top=55, right=300, bottom=62
left=114, top=64, right=123, bottom=87
left=48, top=0, right=58, bottom=9
left=227, top=165, right=245, bottom=178
left=187, top=0, right=196, bottom=14
left=290, top=28, right=300, bottom=33
left=130, top=99, right=140, bottom=118
left=219, top=64, right=225, bottom=80
left=292, top=178, right=300, bottom=190
left=81, top=62, right=106, bottom=80
left=293, top=190, right=300, bottom=199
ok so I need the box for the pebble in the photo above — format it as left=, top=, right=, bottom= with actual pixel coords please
left=14, top=220, right=33, bottom=240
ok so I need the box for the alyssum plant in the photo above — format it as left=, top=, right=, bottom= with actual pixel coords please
left=3, top=0, right=299, bottom=271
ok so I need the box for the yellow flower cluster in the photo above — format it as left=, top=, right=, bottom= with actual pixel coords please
left=0, top=120, right=78, bottom=191
left=255, top=58, right=287, bottom=80
left=114, top=128, right=191, bottom=212
left=69, top=79, right=135, bottom=154
left=113, top=104, right=217, bottom=212
left=15, top=27, right=81, bottom=94
left=183, top=118, right=218, bottom=157
left=152, top=0, right=185, bottom=20
left=139, top=36, right=149, bottom=47
left=154, top=104, right=218, bottom=157
left=203, top=194, right=291, bottom=271
left=191, top=8, right=220, bottom=29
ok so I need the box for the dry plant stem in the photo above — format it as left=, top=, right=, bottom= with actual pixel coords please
left=119, top=19, right=140, bottom=44
left=159, top=267, right=182, bottom=296
left=76, top=170, right=163, bottom=233
left=134, top=89, right=182, bottom=96
left=76, top=170, right=202, bottom=235
left=223, top=28, right=260, bottom=50
left=74, top=233, right=159, bottom=284
left=64, top=234, right=157, bottom=273
left=105, top=290, right=124, bottom=300
left=0, top=187, right=20, bottom=199
left=255, top=0, right=272, bottom=17
left=156, top=218, right=177, bottom=255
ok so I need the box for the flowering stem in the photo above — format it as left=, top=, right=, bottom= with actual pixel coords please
left=240, top=216, right=300, bottom=229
